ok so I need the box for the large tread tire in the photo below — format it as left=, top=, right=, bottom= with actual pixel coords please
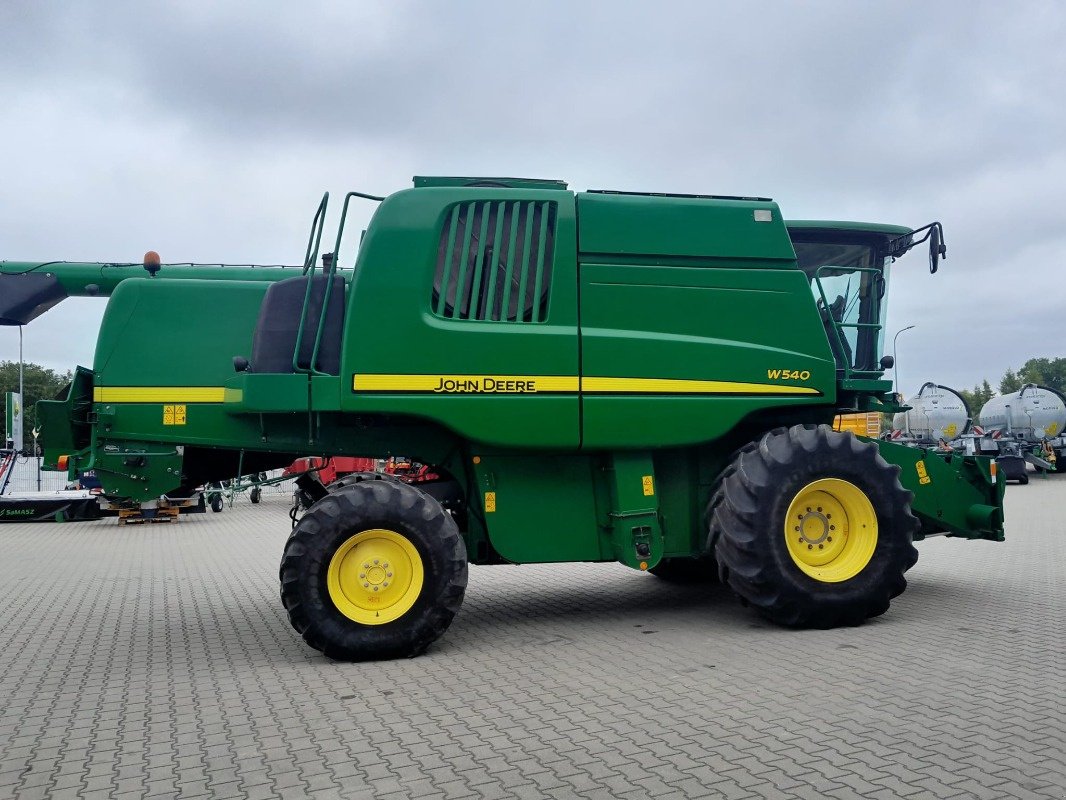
left=329, top=471, right=403, bottom=492
left=711, top=424, right=919, bottom=628
left=280, top=480, right=467, bottom=660
left=648, top=556, right=718, bottom=583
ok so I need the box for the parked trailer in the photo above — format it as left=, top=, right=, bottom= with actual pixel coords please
left=890, top=382, right=970, bottom=444
left=974, top=384, right=1066, bottom=483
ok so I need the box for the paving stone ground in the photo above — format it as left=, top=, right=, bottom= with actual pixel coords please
left=1, top=477, right=1064, bottom=800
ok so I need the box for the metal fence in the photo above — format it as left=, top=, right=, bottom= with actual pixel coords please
left=0, top=456, right=68, bottom=494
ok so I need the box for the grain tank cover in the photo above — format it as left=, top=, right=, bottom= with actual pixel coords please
left=892, top=382, right=969, bottom=441
left=577, top=191, right=794, bottom=263
left=413, top=176, right=568, bottom=190
left=978, top=384, right=1066, bottom=439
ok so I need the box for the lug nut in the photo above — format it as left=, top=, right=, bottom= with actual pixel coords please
left=383, top=582, right=389, bottom=588
left=818, top=544, right=824, bottom=549
left=387, top=572, right=393, bottom=577
left=808, top=544, right=813, bottom=550
left=373, top=586, right=379, bottom=592
left=359, top=573, right=366, bottom=579
left=363, top=582, right=369, bottom=588
left=374, top=559, right=380, bottom=564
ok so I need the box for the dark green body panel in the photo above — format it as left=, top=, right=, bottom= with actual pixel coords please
left=339, top=188, right=580, bottom=448
left=578, top=263, right=836, bottom=447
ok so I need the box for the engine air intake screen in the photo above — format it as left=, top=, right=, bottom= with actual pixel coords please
left=432, top=200, right=556, bottom=323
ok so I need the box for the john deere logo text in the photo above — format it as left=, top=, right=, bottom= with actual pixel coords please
left=434, top=377, right=537, bottom=393
left=767, top=369, right=811, bottom=381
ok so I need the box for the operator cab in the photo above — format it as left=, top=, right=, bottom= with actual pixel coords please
left=787, top=221, right=944, bottom=378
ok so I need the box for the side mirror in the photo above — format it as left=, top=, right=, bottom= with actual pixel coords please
left=929, top=225, right=946, bottom=273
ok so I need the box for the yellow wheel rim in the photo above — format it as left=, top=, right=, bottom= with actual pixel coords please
left=784, top=479, right=877, bottom=583
left=327, top=529, right=424, bottom=625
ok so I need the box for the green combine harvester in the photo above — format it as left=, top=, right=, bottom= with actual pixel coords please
left=0, top=177, right=1004, bottom=660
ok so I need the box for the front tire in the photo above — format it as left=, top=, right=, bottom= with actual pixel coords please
left=711, top=425, right=918, bottom=628
left=280, top=480, right=468, bottom=660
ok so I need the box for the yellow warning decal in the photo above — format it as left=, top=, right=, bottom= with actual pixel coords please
left=642, top=475, right=655, bottom=496
left=95, top=387, right=226, bottom=403
left=581, top=377, right=818, bottom=395
left=484, top=492, right=497, bottom=513
left=916, top=461, right=931, bottom=485
left=163, top=404, right=187, bottom=426
left=352, top=375, right=818, bottom=396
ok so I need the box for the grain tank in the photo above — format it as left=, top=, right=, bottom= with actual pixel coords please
left=891, top=382, right=970, bottom=443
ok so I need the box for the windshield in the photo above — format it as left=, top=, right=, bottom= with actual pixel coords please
left=791, top=238, right=890, bottom=376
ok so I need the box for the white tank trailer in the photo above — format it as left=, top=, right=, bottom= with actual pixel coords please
left=892, top=382, right=970, bottom=443
left=974, top=384, right=1066, bottom=483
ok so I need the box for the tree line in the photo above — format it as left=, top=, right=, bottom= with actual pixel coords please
left=957, top=357, right=1066, bottom=412
left=0, top=361, right=73, bottom=433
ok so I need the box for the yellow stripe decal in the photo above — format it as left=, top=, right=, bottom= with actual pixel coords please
left=581, top=377, right=819, bottom=395
left=354, top=374, right=578, bottom=393
left=94, top=386, right=227, bottom=403
left=352, top=374, right=818, bottom=396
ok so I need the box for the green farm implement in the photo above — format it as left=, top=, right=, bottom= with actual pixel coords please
left=2, top=177, right=1004, bottom=660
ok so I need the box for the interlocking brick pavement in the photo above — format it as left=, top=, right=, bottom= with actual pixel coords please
left=1, top=478, right=1064, bottom=799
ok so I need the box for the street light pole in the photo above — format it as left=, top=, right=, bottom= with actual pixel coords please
left=892, top=324, right=917, bottom=398
left=18, top=325, right=25, bottom=454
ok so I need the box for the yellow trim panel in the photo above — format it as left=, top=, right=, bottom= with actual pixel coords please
left=352, top=374, right=819, bottom=396
left=354, top=374, right=579, bottom=393
left=94, top=386, right=227, bottom=403
left=581, top=377, right=818, bottom=395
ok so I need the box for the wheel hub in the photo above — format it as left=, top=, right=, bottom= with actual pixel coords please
left=784, top=479, right=877, bottom=583
left=327, top=529, right=424, bottom=625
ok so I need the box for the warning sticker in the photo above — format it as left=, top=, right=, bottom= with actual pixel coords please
left=916, top=461, right=931, bottom=485
left=163, top=404, right=187, bottom=426
left=485, top=491, right=496, bottom=513
left=642, top=475, right=655, bottom=496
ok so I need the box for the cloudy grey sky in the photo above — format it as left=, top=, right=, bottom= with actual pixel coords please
left=2, top=0, right=1064, bottom=397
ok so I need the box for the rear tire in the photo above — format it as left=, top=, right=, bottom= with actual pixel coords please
left=329, top=471, right=403, bottom=492
left=711, top=425, right=918, bottom=628
left=280, top=480, right=468, bottom=660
